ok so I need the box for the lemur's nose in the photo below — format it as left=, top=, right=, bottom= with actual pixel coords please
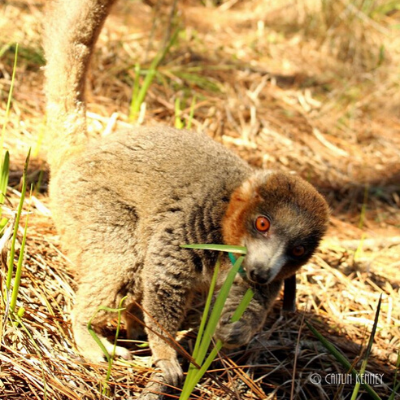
left=250, top=268, right=270, bottom=285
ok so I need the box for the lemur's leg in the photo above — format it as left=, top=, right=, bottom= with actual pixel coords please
left=141, top=225, right=195, bottom=386
left=72, top=279, right=132, bottom=363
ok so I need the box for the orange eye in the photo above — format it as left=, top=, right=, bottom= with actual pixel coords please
left=255, top=216, right=270, bottom=233
left=292, top=246, right=305, bottom=257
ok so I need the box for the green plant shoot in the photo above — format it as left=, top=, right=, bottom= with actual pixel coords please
left=6, top=149, right=31, bottom=293
left=179, top=244, right=253, bottom=400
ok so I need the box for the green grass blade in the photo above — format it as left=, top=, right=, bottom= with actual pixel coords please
left=10, top=210, right=29, bottom=312
left=17, top=307, right=25, bottom=318
left=112, top=296, right=127, bottom=358
left=130, top=29, right=180, bottom=121
left=175, top=98, right=184, bottom=129
left=130, top=68, right=156, bottom=121
left=102, top=296, right=127, bottom=394
left=87, top=323, right=111, bottom=362
left=129, top=63, right=141, bottom=118
left=306, top=321, right=381, bottom=400
left=87, top=304, right=127, bottom=362
left=189, top=341, right=222, bottom=393
left=34, top=169, right=44, bottom=195
left=0, top=150, right=10, bottom=209
left=151, top=27, right=179, bottom=70
left=182, top=286, right=254, bottom=398
left=186, top=256, right=244, bottom=388
left=350, top=294, right=382, bottom=400
left=186, top=96, right=196, bottom=130
left=230, top=287, right=254, bottom=321
left=87, top=303, right=126, bottom=393
left=182, top=252, right=248, bottom=398
left=0, top=150, right=10, bottom=231
left=364, top=295, right=382, bottom=359
left=181, top=243, right=247, bottom=254
left=193, top=287, right=254, bottom=383
left=191, top=255, right=220, bottom=361
left=6, top=149, right=30, bottom=291
left=0, top=217, right=8, bottom=233
left=388, top=349, right=400, bottom=400
left=389, top=382, right=400, bottom=400
left=172, top=71, right=221, bottom=93
left=182, top=255, right=221, bottom=395
left=133, top=63, right=141, bottom=98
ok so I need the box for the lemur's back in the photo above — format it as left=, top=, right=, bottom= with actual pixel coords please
left=51, top=127, right=251, bottom=275
left=52, top=127, right=250, bottom=211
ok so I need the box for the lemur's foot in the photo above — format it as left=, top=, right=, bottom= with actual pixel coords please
left=155, top=357, right=183, bottom=387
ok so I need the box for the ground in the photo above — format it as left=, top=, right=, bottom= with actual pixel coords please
left=0, top=0, right=399, bottom=399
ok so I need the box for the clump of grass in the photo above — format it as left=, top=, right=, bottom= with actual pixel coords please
left=180, top=244, right=253, bottom=400
left=174, top=96, right=196, bottom=129
left=5, top=150, right=30, bottom=294
left=85, top=243, right=252, bottom=399
left=1, top=45, right=31, bottom=322
left=8, top=153, right=31, bottom=317
left=129, top=29, right=180, bottom=122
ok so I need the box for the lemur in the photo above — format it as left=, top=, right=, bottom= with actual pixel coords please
left=44, top=0, right=329, bottom=390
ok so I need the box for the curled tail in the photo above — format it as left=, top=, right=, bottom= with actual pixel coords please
left=44, top=0, right=116, bottom=173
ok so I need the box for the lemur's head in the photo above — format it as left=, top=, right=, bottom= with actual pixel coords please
left=222, top=171, right=329, bottom=285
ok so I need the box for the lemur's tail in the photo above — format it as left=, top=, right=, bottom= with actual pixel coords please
left=43, top=0, right=116, bottom=173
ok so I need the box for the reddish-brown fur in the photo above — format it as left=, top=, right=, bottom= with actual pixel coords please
left=222, top=180, right=255, bottom=246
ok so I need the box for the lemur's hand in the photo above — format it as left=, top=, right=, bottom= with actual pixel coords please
left=215, top=313, right=254, bottom=348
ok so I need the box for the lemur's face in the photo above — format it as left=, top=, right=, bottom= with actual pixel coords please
left=242, top=209, right=322, bottom=285
left=223, top=172, right=329, bottom=285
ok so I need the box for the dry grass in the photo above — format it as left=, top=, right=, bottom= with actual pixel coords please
left=1, top=0, right=399, bottom=399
